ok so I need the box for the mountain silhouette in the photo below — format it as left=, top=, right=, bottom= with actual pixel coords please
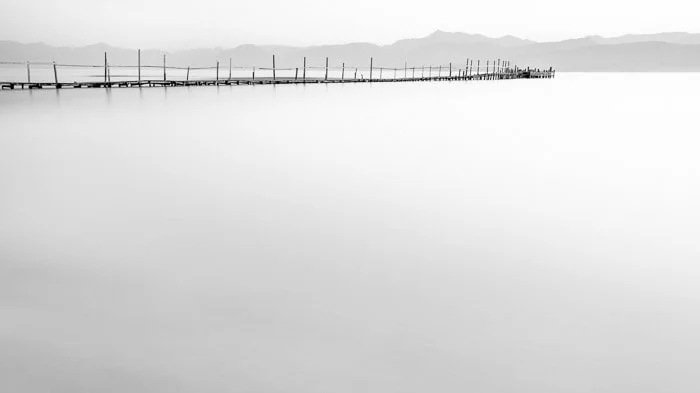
left=2, top=30, right=700, bottom=71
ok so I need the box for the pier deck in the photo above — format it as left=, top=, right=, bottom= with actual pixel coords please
left=0, top=70, right=554, bottom=90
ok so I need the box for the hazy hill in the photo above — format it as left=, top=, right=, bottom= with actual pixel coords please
left=589, top=32, right=700, bottom=46
left=2, top=31, right=700, bottom=71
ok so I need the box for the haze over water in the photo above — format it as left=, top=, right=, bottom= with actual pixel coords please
left=1, top=74, right=699, bottom=392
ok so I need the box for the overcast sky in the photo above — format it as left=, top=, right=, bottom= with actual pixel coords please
left=2, top=0, right=699, bottom=49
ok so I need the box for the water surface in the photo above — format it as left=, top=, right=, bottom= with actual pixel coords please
left=1, top=74, right=699, bottom=392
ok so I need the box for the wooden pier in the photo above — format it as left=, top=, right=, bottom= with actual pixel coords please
left=0, top=55, right=554, bottom=90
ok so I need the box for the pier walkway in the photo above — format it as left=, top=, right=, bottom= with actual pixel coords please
left=0, top=54, right=555, bottom=90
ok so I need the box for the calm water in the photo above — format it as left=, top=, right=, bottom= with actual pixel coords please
left=1, top=74, right=699, bottom=392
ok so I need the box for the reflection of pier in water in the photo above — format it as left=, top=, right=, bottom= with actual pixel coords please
left=1, top=52, right=555, bottom=90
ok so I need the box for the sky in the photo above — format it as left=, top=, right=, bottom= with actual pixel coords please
left=2, top=0, right=699, bottom=49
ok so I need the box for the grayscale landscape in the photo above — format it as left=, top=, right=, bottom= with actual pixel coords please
left=2, top=0, right=700, bottom=392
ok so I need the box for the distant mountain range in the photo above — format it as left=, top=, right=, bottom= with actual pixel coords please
left=2, top=30, right=700, bottom=71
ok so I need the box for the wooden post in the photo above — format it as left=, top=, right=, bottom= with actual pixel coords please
left=138, top=49, right=141, bottom=83
left=295, top=68, right=298, bottom=80
left=369, top=57, right=373, bottom=81
left=229, top=58, right=232, bottom=80
left=325, top=57, right=328, bottom=81
left=53, top=61, right=58, bottom=84
left=341, top=62, right=345, bottom=80
left=104, top=52, right=107, bottom=83
left=354, top=68, right=358, bottom=80
left=497, top=59, right=501, bottom=79
left=26, top=61, right=30, bottom=84
left=449, top=62, right=452, bottom=77
left=438, top=65, right=442, bottom=78
left=186, top=66, right=190, bottom=81
left=272, top=55, right=276, bottom=80
left=477, top=60, right=480, bottom=77
left=412, top=67, right=415, bottom=79
left=163, top=54, right=167, bottom=81
left=486, top=60, right=490, bottom=80
left=303, top=57, right=306, bottom=81
left=216, top=61, right=219, bottom=81
left=252, top=66, right=255, bottom=81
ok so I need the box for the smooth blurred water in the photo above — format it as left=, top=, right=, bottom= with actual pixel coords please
left=1, top=74, right=699, bottom=393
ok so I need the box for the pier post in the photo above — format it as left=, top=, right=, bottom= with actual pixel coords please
left=53, top=61, right=58, bottom=84
left=354, top=67, right=357, bottom=80
left=163, top=54, right=167, bottom=81
left=477, top=60, right=480, bottom=78
left=449, top=62, right=452, bottom=78
left=342, top=62, right=345, bottom=80
left=295, top=68, right=298, bottom=80
left=498, top=59, right=501, bottom=79
left=186, top=66, right=190, bottom=81
left=438, top=65, right=442, bottom=78
left=229, top=58, right=232, bottom=81
left=370, top=57, right=373, bottom=81
left=272, top=55, right=276, bottom=81
left=252, top=66, right=255, bottom=81
left=216, top=61, right=219, bottom=82
left=138, top=49, right=141, bottom=83
left=303, top=57, right=306, bottom=81
left=412, top=67, right=415, bottom=79
left=325, top=57, right=329, bottom=81
left=104, top=52, right=108, bottom=83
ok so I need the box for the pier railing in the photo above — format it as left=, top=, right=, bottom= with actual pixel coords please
left=0, top=53, right=555, bottom=89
